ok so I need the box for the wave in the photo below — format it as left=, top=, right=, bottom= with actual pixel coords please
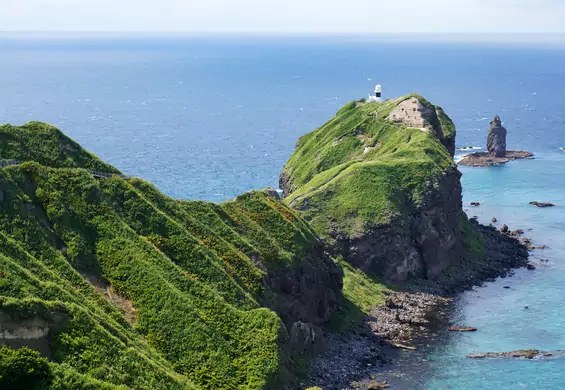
left=454, top=154, right=469, bottom=164
left=457, top=146, right=482, bottom=151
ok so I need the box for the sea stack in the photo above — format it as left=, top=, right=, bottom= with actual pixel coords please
left=486, top=115, right=507, bottom=157
left=459, top=114, right=533, bottom=167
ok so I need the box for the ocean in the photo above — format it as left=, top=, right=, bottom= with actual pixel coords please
left=1, top=35, right=564, bottom=389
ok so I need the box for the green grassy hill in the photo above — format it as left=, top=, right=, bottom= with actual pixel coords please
left=0, top=122, right=341, bottom=389
left=281, top=94, right=456, bottom=239
left=280, top=94, right=466, bottom=282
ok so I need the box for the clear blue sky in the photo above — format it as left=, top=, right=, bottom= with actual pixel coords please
left=1, top=0, right=565, bottom=34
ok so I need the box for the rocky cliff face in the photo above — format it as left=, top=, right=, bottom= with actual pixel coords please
left=328, top=166, right=463, bottom=281
left=486, top=115, right=507, bottom=157
left=280, top=95, right=464, bottom=282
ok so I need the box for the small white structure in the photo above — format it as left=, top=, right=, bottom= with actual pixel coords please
left=367, top=84, right=382, bottom=103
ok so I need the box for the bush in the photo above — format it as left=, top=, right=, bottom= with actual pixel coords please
left=0, top=346, right=52, bottom=389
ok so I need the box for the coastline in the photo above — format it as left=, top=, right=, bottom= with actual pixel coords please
left=304, top=219, right=530, bottom=390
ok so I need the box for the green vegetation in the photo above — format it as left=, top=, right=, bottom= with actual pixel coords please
left=328, top=259, right=391, bottom=332
left=0, top=123, right=331, bottom=389
left=0, top=122, right=119, bottom=172
left=282, top=94, right=456, bottom=245
left=0, top=346, right=52, bottom=389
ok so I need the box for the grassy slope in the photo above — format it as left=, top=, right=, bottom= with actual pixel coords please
left=283, top=95, right=455, bottom=244
left=0, top=123, right=327, bottom=389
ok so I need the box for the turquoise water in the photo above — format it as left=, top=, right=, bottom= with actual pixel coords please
left=424, top=154, right=565, bottom=390
left=0, top=35, right=564, bottom=389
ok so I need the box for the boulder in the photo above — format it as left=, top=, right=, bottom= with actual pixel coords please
left=289, top=321, right=326, bottom=356
left=486, top=115, right=507, bottom=157
left=500, top=224, right=509, bottom=233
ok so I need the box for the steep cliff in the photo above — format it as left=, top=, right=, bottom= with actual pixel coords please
left=280, top=94, right=463, bottom=282
left=0, top=123, right=342, bottom=389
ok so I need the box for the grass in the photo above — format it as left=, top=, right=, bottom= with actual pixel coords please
left=328, top=259, right=392, bottom=332
left=0, top=123, right=335, bottom=389
left=0, top=122, right=119, bottom=173
left=282, top=94, right=456, bottom=244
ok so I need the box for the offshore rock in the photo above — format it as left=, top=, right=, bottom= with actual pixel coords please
left=486, top=115, right=507, bottom=157
left=459, top=115, right=533, bottom=166
left=468, top=350, right=562, bottom=359
left=529, top=201, right=555, bottom=208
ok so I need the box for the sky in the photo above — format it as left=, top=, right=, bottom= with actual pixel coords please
left=1, top=0, right=565, bottom=34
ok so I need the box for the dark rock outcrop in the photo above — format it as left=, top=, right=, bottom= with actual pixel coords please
left=468, top=350, right=561, bottom=359
left=529, top=201, right=555, bottom=208
left=328, top=166, right=464, bottom=282
left=265, top=241, right=343, bottom=337
left=486, top=115, right=507, bottom=157
left=0, top=310, right=68, bottom=360
left=458, top=150, right=533, bottom=167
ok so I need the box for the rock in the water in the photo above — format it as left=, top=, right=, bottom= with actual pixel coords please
left=448, top=326, right=477, bottom=332
left=471, top=202, right=481, bottom=207
left=487, top=115, right=507, bottom=157
left=526, top=263, right=536, bottom=270
left=492, top=217, right=497, bottom=223
left=529, top=201, right=555, bottom=208
left=468, top=350, right=557, bottom=359
left=500, top=224, right=509, bottom=233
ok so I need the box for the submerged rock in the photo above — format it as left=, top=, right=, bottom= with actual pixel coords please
left=529, top=201, right=555, bottom=208
left=468, top=350, right=560, bottom=359
left=448, top=326, right=477, bottom=332
left=486, top=115, right=507, bottom=157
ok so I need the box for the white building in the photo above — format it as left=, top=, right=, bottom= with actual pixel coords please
left=367, top=84, right=382, bottom=102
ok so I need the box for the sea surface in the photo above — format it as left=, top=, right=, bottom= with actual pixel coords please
left=1, top=35, right=564, bottom=389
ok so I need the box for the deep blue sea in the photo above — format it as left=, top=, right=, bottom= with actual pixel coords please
left=1, top=35, right=564, bottom=389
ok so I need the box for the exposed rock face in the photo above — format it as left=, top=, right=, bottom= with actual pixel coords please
left=330, top=166, right=464, bottom=282
left=288, top=321, right=326, bottom=356
left=387, top=97, right=435, bottom=130
left=486, top=115, right=507, bottom=157
left=0, top=310, right=68, bottom=359
left=265, top=241, right=343, bottom=335
left=387, top=96, right=456, bottom=156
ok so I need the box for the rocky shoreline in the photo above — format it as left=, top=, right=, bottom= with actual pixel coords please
left=303, top=218, right=531, bottom=390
